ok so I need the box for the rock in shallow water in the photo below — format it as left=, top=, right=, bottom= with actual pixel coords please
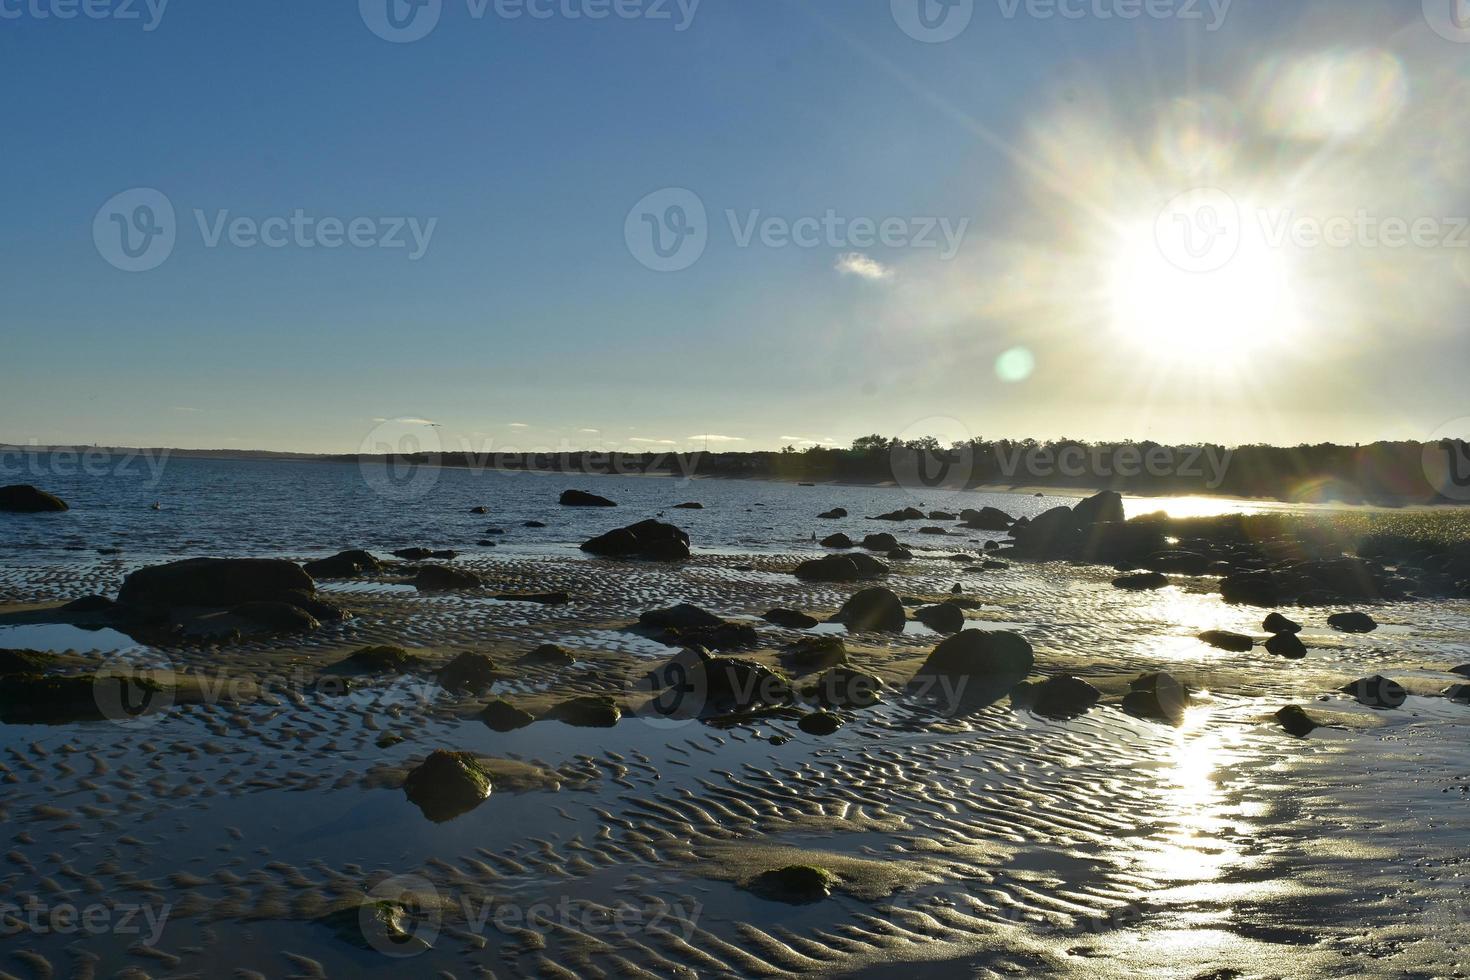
left=1263, top=612, right=1303, bottom=635
left=0, top=484, right=68, bottom=512
left=1113, top=571, right=1170, bottom=592
left=1024, top=674, right=1102, bottom=719
left=746, top=865, right=835, bottom=904
left=798, top=711, right=842, bottom=736
left=479, top=699, right=535, bottom=731
left=922, top=630, right=1034, bottom=680
left=1328, top=611, right=1378, bottom=634
left=119, top=557, right=316, bottom=608
left=560, top=489, right=617, bottom=507
left=914, top=602, right=965, bottom=634
left=1341, top=674, right=1405, bottom=708
left=582, top=520, right=690, bottom=561
left=412, top=565, right=483, bottom=591
left=1199, top=630, right=1254, bottom=652
left=544, top=695, right=622, bottom=727
left=438, top=653, right=500, bottom=693
left=794, top=553, right=889, bottom=583
left=304, top=549, right=382, bottom=579
left=763, top=608, right=819, bottom=630
left=1123, top=672, right=1190, bottom=725
left=830, top=588, right=907, bottom=633
left=1276, top=704, right=1321, bottom=737
left=403, top=750, right=492, bottom=823
left=1265, top=632, right=1308, bottom=659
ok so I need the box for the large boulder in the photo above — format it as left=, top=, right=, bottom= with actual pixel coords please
left=412, top=565, right=484, bottom=591
left=959, top=507, right=1013, bottom=531
left=821, top=533, right=854, bottom=549
left=861, top=532, right=900, bottom=552
left=640, top=604, right=726, bottom=631
left=582, top=520, right=690, bottom=561
left=817, top=508, right=848, bottom=519
left=638, top=604, right=758, bottom=650
left=645, top=648, right=791, bottom=718
left=1122, top=672, right=1190, bottom=725
left=1328, top=612, right=1378, bottom=634
left=830, top=588, right=906, bottom=633
left=914, top=602, right=965, bottom=634
left=303, top=550, right=382, bottom=579
left=922, top=630, right=1034, bottom=680
left=1114, top=572, right=1170, bottom=591
left=0, top=485, right=68, bottom=513
left=794, top=554, right=889, bottom=582
left=1008, top=507, right=1082, bottom=559
left=403, top=751, right=492, bottom=823
left=560, top=489, right=616, bottom=507
left=1199, top=630, right=1254, bottom=653
left=118, top=558, right=315, bottom=608
left=1073, top=490, right=1125, bottom=526
left=763, top=608, right=819, bottom=630
left=1025, top=674, right=1101, bottom=719
left=1341, top=675, right=1406, bottom=708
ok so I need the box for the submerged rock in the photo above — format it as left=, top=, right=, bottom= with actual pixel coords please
left=560, top=489, right=616, bottom=507
left=438, top=653, right=500, bottom=693
left=830, top=588, right=907, bottom=633
left=479, top=699, right=535, bottom=732
left=1341, top=675, right=1406, bottom=708
left=763, top=608, right=819, bottom=630
left=544, top=695, right=622, bottom=727
left=644, top=647, right=792, bottom=718
left=1199, top=630, right=1254, bottom=652
left=118, top=557, right=316, bottom=608
left=914, top=602, right=965, bottom=634
left=746, top=865, right=835, bottom=904
left=922, top=630, right=1034, bottom=680
left=1025, top=674, right=1102, bottom=720
left=403, top=750, right=492, bottom=823
left=673, top=501, right=704, bottom=509
left=304, top=550, right=383, bottom=579
left=1276, top=704, right=1321, bottom=737
left=797, top=711, right=842, bottom=736
left=0, top=484, right=68, bottom=512
left=1328, top=611, right=1378, bottom=634
left=1263, top=612, right=1303, bottom=635
left=582, top=519, right=690, bottom=561
left=412, top=565, right=484, bottom=591
left=817, top=507, right=848, bottom=519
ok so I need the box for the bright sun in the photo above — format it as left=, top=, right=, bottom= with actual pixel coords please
left=1107, top=209, right=1300, bottom=364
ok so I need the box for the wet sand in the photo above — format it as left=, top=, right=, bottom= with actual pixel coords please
left=1, top=543, right=1468, bottom=978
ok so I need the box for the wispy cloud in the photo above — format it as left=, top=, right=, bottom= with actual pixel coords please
left=688, top=434, right=745, bottom=444
left=629, top=437, right=677, bottom=445
left=507, top=422, right=529, bottom=428
left=373, top=416, right=438, bottom=426
left=171, top=406, right=202, bottom=414
left=834, top=251, right=893, bottom=281
left=578, top=427, right=600, bottom=434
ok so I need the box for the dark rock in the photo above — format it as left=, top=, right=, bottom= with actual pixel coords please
left=644, top=648, right=792, bottom=717
left=1199, top=630, right=1254, bottom=653
left=914, top=602, right=965, bottom=634
left=1276, top=704, right=1320, bottom=737
left=1444, top=684, right=1470, bottom=704
left=918, top=526, right=950, bottom=536
left=1265, top=632, right=1308, bottom=659
left=118, top=558, right=316, bottom=608
left=784, top=635, right=849, bottom=669
left=960, top=507, right=1014, bottom=531
left=470, top=506, right=489, bottom=514
left=1221, top=572, right=1280, bottom=607
left=808, top=666, right=883, bottom=707
left=333, top=645, right=422, bottom=674
left=1122, top=672, right=1190, bottom=725
left=746, top=865, right=834, bottom=904
left=430, top=550, right=458, bottom=560
left=277, top=591, right=349, bottom=624
left=521, top=643, right=575, bottom=666
left=982, top=559, right=1009, bottom=570
left=798, top=712, right=842, bottom=736
left=640, top=604, right=726, bottom=631
left=1113, top=572, right=1170, bottom=591
left=438, top=653, right=500, bottom=693
left=1451, top=664, right=1470, bottom=678
left=393, top=548, right=434, bottom=561
left=1073, top=490, right=1125, bottom=526
left=0, top=485, right=68, bottom=512
left=1263, top=612, right=1302, bottom=634
left=1341, top=675, right=1405, bottom=708
left=524, top=520, right=547, bottom=528
left=763, top=609, right=819, bottom=630
left=922, top=630, right=1034, bottom=680
left=817, top=508, right=848, bottom=519
left=0, top=673, right=164, bottom=724
left=673, top=502, right=704, bottom=509
left=61, top=595, right=115, bottom=613
left=403, top=750, right=492, bottom=823
left=831, top=588, right=907, bottom=633
left=582, top=519, right=690, bottom=561
left=0, top=650, right=56, bottom=675
left=861, top=532, right=900, bottom=552
left=1009, top=507, right=1082, bottom=559
left=304, top=550, right=382, bottom=579
left=230, top=601, right=321, bottom=633
left=887, top=548, right=914, bottom=561
left=1145, top=551, right=1212, bottom=576
left=874, top=507, right=926, bottom=522
left=794, top=554, right=889, bottom=583
left=544, top=695, right=622, bottom=727
left=1328, top=612, right=1378, bottom=634
left=1026, top=674, right=1101, bottom=719
left=560, top=489, right=616, bottom=507
left=412, top=565, right=483, bottom=591
left=930, top=510, right=956, bottom=521
left=477, top=540, right=498, bottom=547
left=821, top=533, right=854, bottom=549
left=479, top=699, right=535, bottom=731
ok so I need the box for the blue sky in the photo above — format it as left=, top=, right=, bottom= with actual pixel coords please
left=4, top=0, right=1470, bottom=453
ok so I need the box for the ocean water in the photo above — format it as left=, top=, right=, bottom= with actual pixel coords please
left=0, top=454, right=1297, bottom=566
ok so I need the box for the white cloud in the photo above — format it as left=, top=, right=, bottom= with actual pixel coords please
left=375, top=416, right=438, bottom=426
left=629, top=437, right=677, bottom=445
left=578, top=427, right=600, bottom=434
left=171, top=406, right=202, bottom=414
left=688, top=434, right=745, bottom=444
left=835, top=251, right=893, bottom=281
left=507, top=422, right=529, bottom=429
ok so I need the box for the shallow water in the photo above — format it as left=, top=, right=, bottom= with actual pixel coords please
left=2, top=460, right=1469, bottom=978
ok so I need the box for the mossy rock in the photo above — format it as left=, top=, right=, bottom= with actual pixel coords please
left=479, top=699, right=535, bottom=732
left=332, top=646, right=422, bottom=675
left=403, top=750, right=492, bottom=823
left=0, top=650, right=57, bottom=676
left=797, top=711, right=842, bottom=736
left=437, top=652, right=500, bottom=693
left=745, top=865, right=836, bottom=904
left=521, top=644, right=575, bottom=666
left=543, top=695, right=621, bottom=728
left=317, top=900, right=433, bottom=955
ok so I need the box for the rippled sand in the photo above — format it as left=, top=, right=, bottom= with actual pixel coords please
left=1, top=546, right=1468, bottom=978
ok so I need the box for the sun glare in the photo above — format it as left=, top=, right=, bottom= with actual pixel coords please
left=1107, top=216, right=1299, bottom=364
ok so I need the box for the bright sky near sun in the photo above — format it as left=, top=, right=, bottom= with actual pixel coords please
left=4, top=0, right=1470, bottom=454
